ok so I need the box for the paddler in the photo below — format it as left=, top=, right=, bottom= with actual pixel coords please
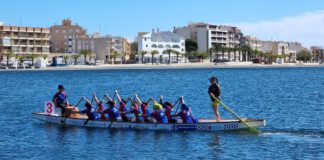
left=129, top=97, right=143, bottom=123
left=115, top=91, right=130, bottom=122
left=52, top=85, right=69, bottom=117
left=174, top=96, right=198, bottom=123
left=101, top=94, right=120, bottom=121
left=208, top=76, right=221, bottom=122
left=135, top=94, right=151, bottom=122
left=75, top=97, right=99, bottom=121
left=150, top=97, right=168, bottom=123
left=159, top=96, right=176, bottom=123
left=93, top=92, right=106, bottom=120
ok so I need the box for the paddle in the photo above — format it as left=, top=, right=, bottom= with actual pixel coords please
left=210, top=94, right=260, bottom=133
left=73, top=97, right=85, bottom=109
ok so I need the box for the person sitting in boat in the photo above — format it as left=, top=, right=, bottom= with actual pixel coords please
left=174, top=96, right=198, bottom=123
left=115, top=91, right=130, bottom=122
left=93, top=92, right=106, bottom=120
left=129, top=98, right=143, bottom=123
left=76, top=98, right=99, bottom=121
left=150, top=97, right=168, bottom=124
left=52, top=85, right=69, bottom=117
left=103, top=99, right=120, bottom=121
left=159, top=95, right=176, bottom=123
left=135, top=94, right=151, bottom=122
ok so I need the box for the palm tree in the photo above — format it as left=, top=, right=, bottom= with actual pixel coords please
left=71, top=54, right=81, bottom=65
left=63, top=55, right=70, bottom=65
left=150, top=50, right=159, bottom=65
left=213, top=44, right=222, bottom=62
left=226, top=47, right=233, bottom=62
left=164, top=49, right=174, bottom=64
left=139, top=51, right=147, bottom=63
left=233, top=47, right=238, bottom=62
left=30, top=53, right=40, bottom=66
left=238, top=47, right=243, bottom=62
left=173, top=50, right=181, bottom=63
left=199, top=52, right=209, bottom=62
left=3, top=51, right=14, bottom=67
left=16, top=55, right=24, bottom=67
left=111, top=51, right=120, bottom=64
left=80, top=49, right=92, bottom=65
left=220, top=46, right=227, bottom=62
left=208, top=48, right=214, bottom=63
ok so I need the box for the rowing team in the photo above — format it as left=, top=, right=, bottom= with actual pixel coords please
left=52, top=85, right=198, bottom=124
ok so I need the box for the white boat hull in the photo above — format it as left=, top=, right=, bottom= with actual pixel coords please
left=32, top=112, right=266, bottom=131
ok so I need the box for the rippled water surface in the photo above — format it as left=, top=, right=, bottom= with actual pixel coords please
left=0, top=67, right=323, bottom=159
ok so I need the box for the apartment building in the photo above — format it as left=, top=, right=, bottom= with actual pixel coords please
left=311, top=46, right=324, bottom=63
left=0, top=22, right=50, bottom=61
left=49, top=18, right=87, bottom=53
left=241, top=36, right=262, bottom=51
left=174, top=22, right=243, bottom=52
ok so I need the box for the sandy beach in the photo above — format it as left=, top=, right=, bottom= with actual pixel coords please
left=0, top=62, right=323, bottom=71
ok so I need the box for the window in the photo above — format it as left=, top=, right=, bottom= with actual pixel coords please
left=151, top=44, right=157, bottom=48
left=76, top=29, right=79, bottom=33
left=144, top=38, right=146, bottom=41
left=158, top=44, right=164, bottom=48
left=55, top=30, right=59, bottom=33
left=146, top=45, right=148, bottom=47
left=62, top=30, right=66, bottom=33
left=164, top=44, right=170, bottom=49
left=172, top=45, right=180, bottom=48
left=69, top=29, right=73, bottom=33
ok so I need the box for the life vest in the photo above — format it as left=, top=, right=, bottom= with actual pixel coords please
left=81, top=107, right=98, bottom=120
left=54, top=91, right=66, bottom=104
left=152, top=110, right=168, bottom=123
left=105, top=106, right=120, bottom=121
left=164, top=105, right=172, bottom=120
left=141, top=104, right=150, bottom=119
left=131, top=104, right=142, bottom=122
left=98, top=103, right=104, bottom=112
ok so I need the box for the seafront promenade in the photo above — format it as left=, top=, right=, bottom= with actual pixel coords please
left=0, top=62, right=322, bottom=71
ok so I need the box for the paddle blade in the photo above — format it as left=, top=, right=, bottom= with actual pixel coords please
left=247, top=126, right=260, bottom=134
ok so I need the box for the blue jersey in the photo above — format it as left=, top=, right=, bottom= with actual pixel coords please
left=53, top=91, right=66, bottom=104
left=151, top=110, right=168, bottom=123
left=104, top=106, right=120, bottom=121
left=80, top=107, right=98, bottom=120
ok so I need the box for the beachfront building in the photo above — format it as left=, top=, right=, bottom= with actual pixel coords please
left=311, top=46, right=324, bottom=63
left=110, top=37, right=131, bottom=62
left=137, top=29, right=185, bottom=63
left=0, top=22, right=50, bottom=66
left=174, top=22, right=243, bottom=52
left=241, top=36, right=262, bottom=51
left=49, top=18, right=87, bottom=53
left=261, top=41, right=305, bottom=63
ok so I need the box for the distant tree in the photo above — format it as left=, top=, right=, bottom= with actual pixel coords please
left=173, top=50, right=181, bottom=63
left=164, top=49, right=175, bottom=64
left=111, top=51, right=120, bottom=64
left=139, top=51, right=147, bottom=63
left=130, top=41, right=138, bottom=60
left=3, top=51, right=14, bottom=67
left=198, top=52, right=209, bottom=62
left=185, top=39, right=198, bottom=63
left=71, top=54, right=81, bottom=65
left=80, top=49, right=92, bottom=65
left=63, top=55, right=70, bottom=64
left=16, top=55, right=24, bottom=66
left=297, top=50, right=311, bottom=62
left=30, top=53, right=40, bottom=66
left=150, top=50, right=159, bottom=65
left=212, top=44, right=222, bottom=62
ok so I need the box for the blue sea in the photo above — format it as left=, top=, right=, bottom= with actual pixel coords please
left=0, top=67, right=323, bottom=159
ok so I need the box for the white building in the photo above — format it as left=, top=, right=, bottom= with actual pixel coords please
left=138, top=29, right=185, bottom=63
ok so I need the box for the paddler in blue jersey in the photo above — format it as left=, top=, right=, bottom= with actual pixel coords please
left=75, top=97, right=99, bottom=121
left=52, top=85, right=69, bottom=117
left=174, top=96, right=198, bottom=123
left=101, top=94, right=120, bottom=121
left=150, top=97, right=168, bottom=123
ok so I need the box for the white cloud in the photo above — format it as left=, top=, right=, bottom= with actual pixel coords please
left=235, top=10, right=324, bottom=48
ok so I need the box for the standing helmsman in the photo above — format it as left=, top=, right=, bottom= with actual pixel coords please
left=208, top=76, right=221, bottom=122
left=52, top=85, right=68, bottom=117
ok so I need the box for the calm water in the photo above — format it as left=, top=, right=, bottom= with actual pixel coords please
left=0, top=67, right=323, bottom=159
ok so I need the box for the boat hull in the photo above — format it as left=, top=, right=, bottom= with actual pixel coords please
left=32, top=112, right=266, bottom=131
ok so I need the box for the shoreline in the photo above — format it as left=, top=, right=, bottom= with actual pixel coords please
left=0, top=62, right=323, bottom=71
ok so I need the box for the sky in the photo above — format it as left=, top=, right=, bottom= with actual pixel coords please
left=1, top=0, right=324, bottom=47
